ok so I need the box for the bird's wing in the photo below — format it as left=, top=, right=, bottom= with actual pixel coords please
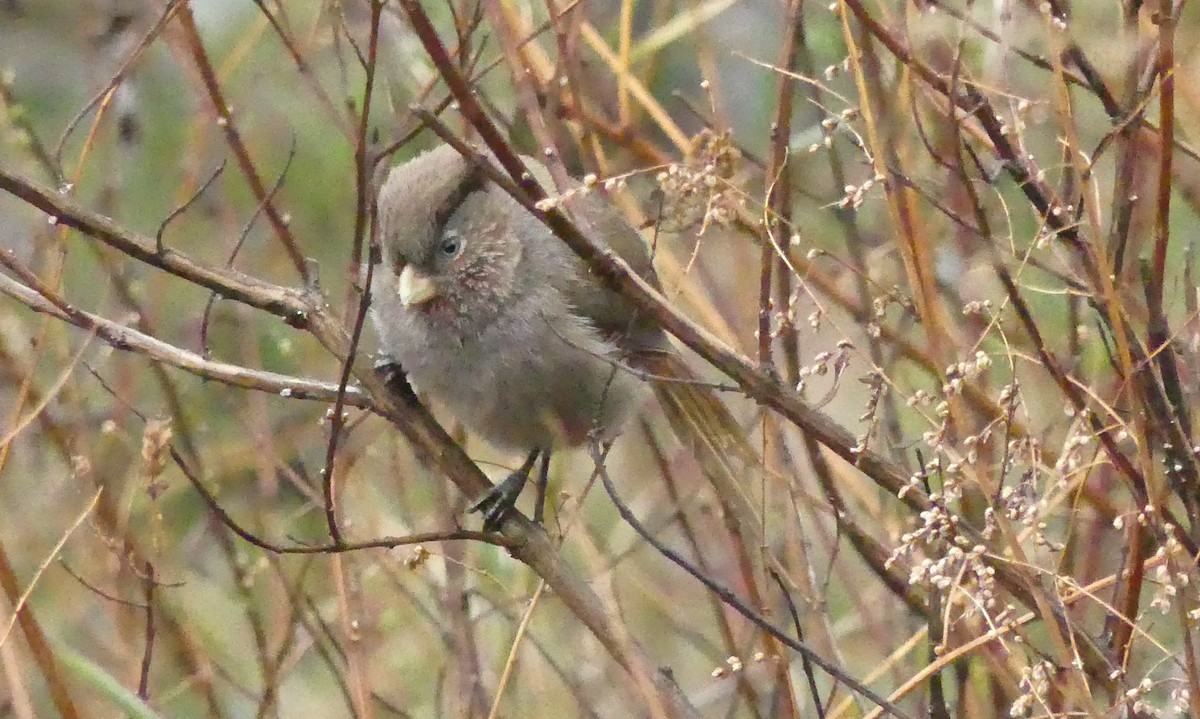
left=560, top=189, right=670, bottom=355
left=514, top=154, right=667, bottom=354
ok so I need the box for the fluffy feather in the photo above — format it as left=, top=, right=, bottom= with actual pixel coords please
left=371, top=145, right=652, bottom=450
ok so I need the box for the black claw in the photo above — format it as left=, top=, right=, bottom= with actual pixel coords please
left=469, top=450, right=541, bottom=531
left=469, top=473, right=527, bottom=532
left=374, top=359, right=419, bottom=405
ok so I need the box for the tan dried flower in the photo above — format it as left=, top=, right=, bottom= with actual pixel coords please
left=655, top=128, right=743, bottom=233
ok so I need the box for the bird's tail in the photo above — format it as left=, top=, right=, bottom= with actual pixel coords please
left=636, top=352, right=764, bottom=547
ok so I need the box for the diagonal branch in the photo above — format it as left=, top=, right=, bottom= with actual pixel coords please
left=0, top=267, right=368, bottom=407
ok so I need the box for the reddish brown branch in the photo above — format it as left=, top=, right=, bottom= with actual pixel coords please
left=175, top=3, right=309, bottom=280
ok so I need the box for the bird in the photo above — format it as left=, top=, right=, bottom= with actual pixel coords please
left=370, top=143, right=754, bottom=532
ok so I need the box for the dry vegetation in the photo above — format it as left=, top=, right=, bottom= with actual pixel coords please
left=3, top=0, right=1200, bottom=717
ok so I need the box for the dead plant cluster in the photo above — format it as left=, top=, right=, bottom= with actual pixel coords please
left=1, top=1, right=1200, bottom=718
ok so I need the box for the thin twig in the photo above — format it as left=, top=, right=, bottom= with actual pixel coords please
left=595, top=448, right=913, bottom=719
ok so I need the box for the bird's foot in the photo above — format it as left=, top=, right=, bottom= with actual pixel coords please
left=373, top=358, right=419, bottom=405
left=468, top=450, right=545, bottom=532
left=469, top=471, right=529, bottom=532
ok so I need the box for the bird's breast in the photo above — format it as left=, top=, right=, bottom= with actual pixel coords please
left=392, top=300, right=643, bottom=452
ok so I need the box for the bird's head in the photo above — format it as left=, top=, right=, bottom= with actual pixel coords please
left=377, top=145, right=526, bottom=329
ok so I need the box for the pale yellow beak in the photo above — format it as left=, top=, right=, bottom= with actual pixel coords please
left=397, top=265, right=438, bottom=307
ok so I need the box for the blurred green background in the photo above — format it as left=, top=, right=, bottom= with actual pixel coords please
left=4, top=1, right=1200, bottom=717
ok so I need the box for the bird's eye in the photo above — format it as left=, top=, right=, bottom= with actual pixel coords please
left=439, top=232, right=464, bottom=259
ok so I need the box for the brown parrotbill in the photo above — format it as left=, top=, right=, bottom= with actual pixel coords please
left=371, top=144, right=757, bottom=532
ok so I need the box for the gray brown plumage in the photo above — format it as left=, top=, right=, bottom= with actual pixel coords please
left=372, top=144, right=758, bottom=532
